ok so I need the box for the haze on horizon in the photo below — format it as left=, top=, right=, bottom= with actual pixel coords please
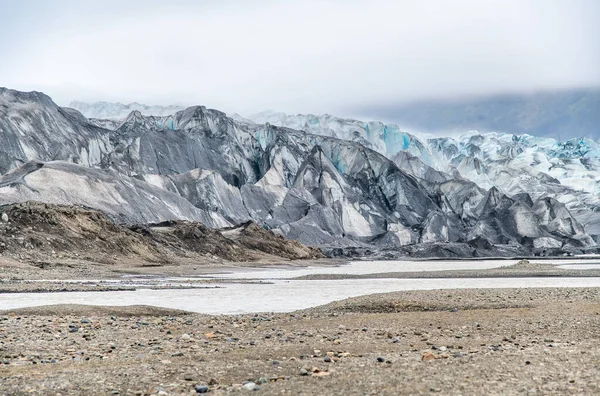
left=1, top=0, right=599, bottom=119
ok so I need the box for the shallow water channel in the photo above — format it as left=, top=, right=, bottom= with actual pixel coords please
left=2, top=258, right=600, bottom=314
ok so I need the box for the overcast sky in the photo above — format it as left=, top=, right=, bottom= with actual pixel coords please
left=1, top=0, right=598, bottom=116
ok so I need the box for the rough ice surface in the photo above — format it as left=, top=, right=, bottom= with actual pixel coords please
left=68, top=101, right=185, bottom=120
left=1, top=88, right=598, bottom=254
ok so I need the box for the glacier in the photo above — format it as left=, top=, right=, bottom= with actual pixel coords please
left=239, top=111, right=600, bottom=237
left=69, top=100, right=185, bottom=120
left=0, top=88, right=598, bottom=257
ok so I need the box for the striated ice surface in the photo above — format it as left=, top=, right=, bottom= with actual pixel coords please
left=1, top=88, right=598, bottom=252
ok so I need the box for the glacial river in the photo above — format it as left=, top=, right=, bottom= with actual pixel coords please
left=2, top=258, right=600, bottom=314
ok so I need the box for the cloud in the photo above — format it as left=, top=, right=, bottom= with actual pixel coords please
left=1, top=0, right=599, bottom=115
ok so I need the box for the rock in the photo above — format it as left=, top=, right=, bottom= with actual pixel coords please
left=181, top=333, right=191, bottom=340
left=376, top=357, right=385, bottom=363
left=242, top=382, right=260, bottom=391
left=1, top=213, right=7, bottom=222
left=194, top=385, right=209, bottom=393
left=299, top=368, right=309, bottom=376
left=422, top=352, right=436, bottom=361
left=324, top=356, right=332, bottom=363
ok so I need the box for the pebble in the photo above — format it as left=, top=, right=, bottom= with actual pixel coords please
left=376, top=357, right=385, bottom=363
left=242, top=382, right=260, bottom=391
left=1, top=213, right=8, bottom=222
left=422, top=352, right=437, bottom=361
left=194, top=385, right=209, bottom=393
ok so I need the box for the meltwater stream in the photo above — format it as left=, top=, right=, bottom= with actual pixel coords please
left=2, top=259, right=600, bottom=314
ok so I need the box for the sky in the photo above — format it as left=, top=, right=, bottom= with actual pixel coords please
left=1, top=0, right=599, bottom=117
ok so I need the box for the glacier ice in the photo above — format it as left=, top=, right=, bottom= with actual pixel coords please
left=0, top=88, right=598, bottom=256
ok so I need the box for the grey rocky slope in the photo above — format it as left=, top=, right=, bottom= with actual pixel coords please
left=0, top=87, right=597, bottom=256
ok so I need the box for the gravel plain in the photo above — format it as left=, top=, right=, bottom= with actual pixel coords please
left=1, top=287, right=599, bottom=395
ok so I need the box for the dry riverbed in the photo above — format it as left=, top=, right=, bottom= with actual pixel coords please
left=1, top=287, right=599, bottom=395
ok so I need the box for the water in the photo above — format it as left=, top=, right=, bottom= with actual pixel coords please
left=3, top=258, right=600, bottom=314
left=210, top=259, right=511, bottom=279
left=2, top=277, right=600, bottom=315
left=557, top=263, right=600, bottom=270
left=207, top=258, right=600, bottom=279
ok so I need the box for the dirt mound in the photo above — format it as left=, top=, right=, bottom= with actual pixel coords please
left=0, top=201, right=323, bottom=266
left=224, top=221, right=323, bottom=260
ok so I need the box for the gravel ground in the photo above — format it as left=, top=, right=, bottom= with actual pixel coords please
left=0, top=256, right=339, bottom=282
left=1, top=287, right=599, bottom=395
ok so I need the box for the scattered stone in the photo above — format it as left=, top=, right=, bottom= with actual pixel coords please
left=422, top=352, right=437, bottom=361
left=194, top=385, right=209, bottom=393
left=242, top=382, right=260, bottom=391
